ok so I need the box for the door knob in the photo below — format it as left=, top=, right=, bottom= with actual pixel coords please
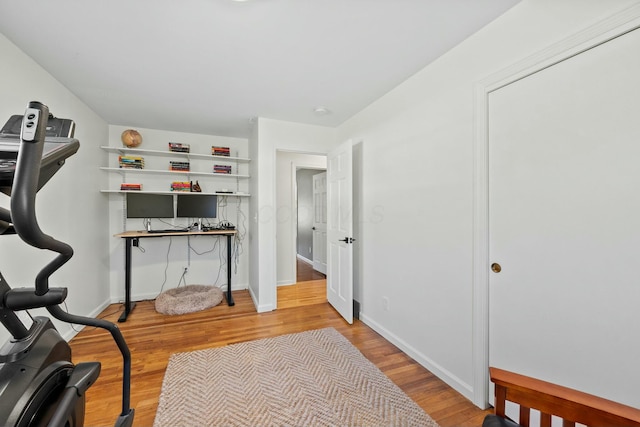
left=491, top=263, right=502, bottom=273
left=312, top=227, right=316, bottom=230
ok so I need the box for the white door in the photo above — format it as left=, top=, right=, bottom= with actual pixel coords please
left=312, top=172, right=327, bottom=275
left=327, top=140, right=353, bottom=324
left=488, top=28, right=640, bottom=406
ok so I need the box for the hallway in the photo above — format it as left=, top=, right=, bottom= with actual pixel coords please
left=277, top=258, right=327, bottom=309
left=296, top=257, right=326, bottom=282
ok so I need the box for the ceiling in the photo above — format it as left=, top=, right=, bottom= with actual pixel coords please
left=0, top=0, right=519, bottom=139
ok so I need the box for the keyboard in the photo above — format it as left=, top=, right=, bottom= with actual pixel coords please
left=147, top=229, right=188, bottom=234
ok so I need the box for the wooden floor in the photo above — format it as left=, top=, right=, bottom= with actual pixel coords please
left=69, top=281, right=491, bottom=427
left=296, top=257, right=326, bottom=282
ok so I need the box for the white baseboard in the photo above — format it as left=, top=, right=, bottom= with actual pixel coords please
left=297, top=254, right=313, bottom=265
left=277, top=280, right=296, bottom=287
left=360, top=312, right=475, bottom=403
left=249, top=286, right=273, bottom=313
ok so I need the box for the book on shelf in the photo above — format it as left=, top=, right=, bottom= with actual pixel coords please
left=118, top=155, right=144, bottom=169
left=170, top=181, right=191, bottom=192
left=169, top=160, right=190, bottom=171
left=169, top=142, right=190, bottom=153
left=213, top=164, right=232, bottom=174
left=120, top=183, right=142, bottom=191
left=212, top=146, right=230, bottom=157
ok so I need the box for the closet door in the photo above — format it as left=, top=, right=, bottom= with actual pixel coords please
left=488, top=27, right=640, bottom=406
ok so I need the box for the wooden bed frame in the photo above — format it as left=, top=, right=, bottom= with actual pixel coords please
left=488, top=367, right=640, bottom=427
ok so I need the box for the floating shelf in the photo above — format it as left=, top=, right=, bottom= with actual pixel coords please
left=100, top=145, right=250, bottom=197
left=100, top=190, right=250, bottom=197
left=100, top=146, right=250, bottom=162
left=99, top=167, right=249, bottom=179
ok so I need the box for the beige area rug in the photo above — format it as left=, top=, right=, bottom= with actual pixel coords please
left=154, top=328, right=439, bottom=427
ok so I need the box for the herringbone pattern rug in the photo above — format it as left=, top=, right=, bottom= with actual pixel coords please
left=153, top=327, right=439, bottom=427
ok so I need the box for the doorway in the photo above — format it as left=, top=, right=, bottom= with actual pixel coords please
left=275, top=151, right=327, bottom=288
left=296, top=168, right=327, bottom=281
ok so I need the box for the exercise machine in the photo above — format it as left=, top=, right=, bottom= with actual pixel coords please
left=0, top=101, right=134, bottom=426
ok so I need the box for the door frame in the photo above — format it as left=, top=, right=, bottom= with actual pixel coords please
left=471, top=4, right=640, bottom=408
left=272, top=150, right=327, bottom=294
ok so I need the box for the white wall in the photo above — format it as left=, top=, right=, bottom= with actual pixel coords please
left=253, top=118, right=337, bottom=311
left=336, top=0, right=640, bottom=403
left=275, top=152, right=326, bottom=286
left=106, top=125, right=250, bottom=302
left=248, top=121, right=260, bottom=305
left=0, top=33, right=110, bottom=341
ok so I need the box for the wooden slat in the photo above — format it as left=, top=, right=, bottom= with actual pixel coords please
left=519, top=406, right=530, bottom=427
left=490, top=367, right=640, bottom=427
left=495, top=384, right=507, bottom=417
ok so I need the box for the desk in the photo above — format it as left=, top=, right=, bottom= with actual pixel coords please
left=115, top=229, right=237, bottom=322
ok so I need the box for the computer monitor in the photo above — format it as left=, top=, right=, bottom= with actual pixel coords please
left=176, top=194, right=217, bottom=230
left=126, top=193, right=174, bottom=219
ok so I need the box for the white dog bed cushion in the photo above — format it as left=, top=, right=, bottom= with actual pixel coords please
left=155, top=284, right=223, bottom=315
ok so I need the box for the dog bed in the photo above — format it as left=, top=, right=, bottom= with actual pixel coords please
left=155, top=284, right=223, bottom=315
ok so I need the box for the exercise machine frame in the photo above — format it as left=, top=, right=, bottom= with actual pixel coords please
left=0, top=101, right=134, bottom=427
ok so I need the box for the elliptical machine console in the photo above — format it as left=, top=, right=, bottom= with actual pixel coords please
left=0, top=101, right=134, bottom=427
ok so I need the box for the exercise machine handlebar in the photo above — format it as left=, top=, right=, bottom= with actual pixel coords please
left=5, top=101, right=134, bottom=426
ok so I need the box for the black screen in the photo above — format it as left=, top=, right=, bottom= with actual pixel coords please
left=126, top=193, right=174, bottom=218
left=176, top=194, right=217, bottom=218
